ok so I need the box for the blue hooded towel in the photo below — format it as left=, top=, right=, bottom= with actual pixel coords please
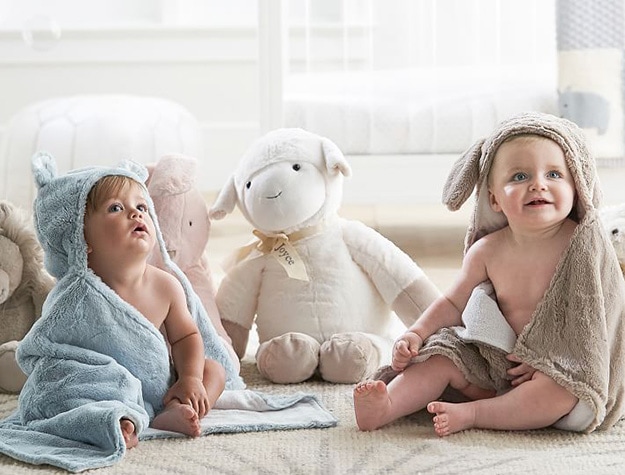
left=0, top=153, right=336, bottom=472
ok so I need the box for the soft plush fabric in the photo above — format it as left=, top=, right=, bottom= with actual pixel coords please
left=210, top=128, right=441, bottom=384
left=0, top=200, right=55, bottom=393
left=410, top=112, right=625, bottom=433
left=0, top=153, right=337, bottom=472
left=140, top=390, right=336, bottom=439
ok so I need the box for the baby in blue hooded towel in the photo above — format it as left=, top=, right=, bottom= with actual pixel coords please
left=0, top=153, right=245, bottom=471
left=83, top=164, right=229, bottom=445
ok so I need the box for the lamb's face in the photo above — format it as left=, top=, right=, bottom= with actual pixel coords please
left=241, top=160, right=326, bottom=232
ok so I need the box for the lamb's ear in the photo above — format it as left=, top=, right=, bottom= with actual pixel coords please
left=209, top=175, right=237, bottom=220
left=442, top=138, right=485, bottom=211
left=321, top=137, right=352, bottom=177
left=31, top=151, right=57, bottom=189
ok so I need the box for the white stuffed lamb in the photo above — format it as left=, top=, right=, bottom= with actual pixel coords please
left=209, top=128, right=441, bottom=384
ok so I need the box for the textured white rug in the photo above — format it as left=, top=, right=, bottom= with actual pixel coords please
left=1, top=355, right=625, bottom=475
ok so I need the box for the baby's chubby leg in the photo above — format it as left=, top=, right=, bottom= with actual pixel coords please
left=354, top=355, right=479, bottom=431
left=203, top=357, right=226, bottom=415
left=427, top=371, right=578, bottom=436
left=152, top=358, right=226, bottom=437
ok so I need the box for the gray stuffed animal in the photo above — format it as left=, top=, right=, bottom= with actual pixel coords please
left=0, top=200, right=55, bottom=393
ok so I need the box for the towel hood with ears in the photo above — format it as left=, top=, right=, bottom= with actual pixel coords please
left=31, top=152, right=151, bottom=280
left=442, top=111, right=602, bottom=250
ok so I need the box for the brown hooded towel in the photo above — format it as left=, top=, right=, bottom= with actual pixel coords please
left=400, top=112, right=625, bottom=432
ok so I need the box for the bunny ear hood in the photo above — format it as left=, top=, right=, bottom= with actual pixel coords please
left=31, top=151, right=153, bottom=279
left=442, top=112, right=601, bottom=250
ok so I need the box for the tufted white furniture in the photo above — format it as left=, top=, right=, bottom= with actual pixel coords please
left=0, top=95, right=203, bottom=208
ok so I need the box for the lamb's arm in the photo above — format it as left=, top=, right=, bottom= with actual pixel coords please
left=341, top=219, right=441, bottom=327
left=216, top=257, right=264, bottom=359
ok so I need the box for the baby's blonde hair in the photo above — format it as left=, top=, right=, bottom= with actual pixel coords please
left=85, top=175, right=142, bottom=215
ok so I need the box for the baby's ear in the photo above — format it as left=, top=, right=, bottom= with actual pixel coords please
left=442, top=138, right=485, bottom=211
left=488, top=188, right=502, bottom=213
left=32, top=151, right=58, bottom=189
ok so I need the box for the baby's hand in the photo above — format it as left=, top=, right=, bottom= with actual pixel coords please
left=391, top=332, right=423, bottom=372
left=163, top=376, right=210, bottom=418
left=506, top=354, right=536, bottom=386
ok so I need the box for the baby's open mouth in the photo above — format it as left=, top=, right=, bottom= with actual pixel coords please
left=133, top=224, right=147, bottom=233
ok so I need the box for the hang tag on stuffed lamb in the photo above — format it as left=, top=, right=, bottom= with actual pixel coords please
left=269, top=237, right=308, bottom=281
left=222, top=231, right=310, bottom=281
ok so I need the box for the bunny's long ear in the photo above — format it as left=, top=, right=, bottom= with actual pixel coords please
left=442, top=138, right=485, bottom=211
left=209, top=175, right=237, bottom=220
left=32, top=151, right=58, bottom=190
left=321, top=137, right=352, bottom=177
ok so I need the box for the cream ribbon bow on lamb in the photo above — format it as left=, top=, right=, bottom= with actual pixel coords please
left=209, top=128, right=441, bottom=384
left=223, top=223, right=328, bottom=282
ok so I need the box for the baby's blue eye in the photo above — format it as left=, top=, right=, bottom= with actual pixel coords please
left=137, top=204, right=148, bottom=212
left=108, top=203, right=123, bottom=213
left=512, top=172, right=527, bottom=182
left=547, top=171, right=562, bottom=179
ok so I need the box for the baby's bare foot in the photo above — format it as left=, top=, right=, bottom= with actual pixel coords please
left=353, top=380, right=392, bottom=431
left=427, top=401, right=476, bottom=437
left=120, top=419, right=138, bottom=449
left=152, top=403, right=201, bottom=437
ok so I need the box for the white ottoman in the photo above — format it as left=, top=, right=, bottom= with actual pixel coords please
left=0, top=95, right=203, bottom=208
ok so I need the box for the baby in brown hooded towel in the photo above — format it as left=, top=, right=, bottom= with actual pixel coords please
left=354, top=112, right=625, bottom=436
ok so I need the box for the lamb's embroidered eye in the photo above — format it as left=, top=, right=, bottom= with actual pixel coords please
left=292, top=163, right=301, bottom=171
left=246, top=181, right=251, bottom=189
left=189, top=221, right=193, bottom=227
left=613, top=228, right=619, bottom=236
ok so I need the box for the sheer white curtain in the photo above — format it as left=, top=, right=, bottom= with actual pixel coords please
left=285, top=0, right=555, bottom=77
